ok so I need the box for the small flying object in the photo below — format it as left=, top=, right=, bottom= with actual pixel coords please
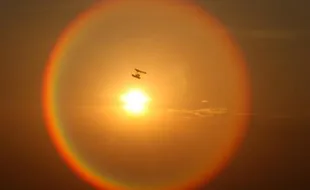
left=132, top=68, right=147, bottom=79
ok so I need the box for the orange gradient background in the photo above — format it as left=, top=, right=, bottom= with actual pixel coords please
left=42, top=0, right=251, bottom=189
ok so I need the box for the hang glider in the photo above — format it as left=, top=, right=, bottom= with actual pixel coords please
left=132, top=68, right=147, bottom=79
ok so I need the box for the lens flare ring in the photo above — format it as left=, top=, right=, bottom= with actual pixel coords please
left=42, top=0, right=251, bottom=189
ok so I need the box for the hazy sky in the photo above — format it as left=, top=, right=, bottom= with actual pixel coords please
left=2, top=0, right=310, bottom=190
left=44, top=1, right=250, bottom=189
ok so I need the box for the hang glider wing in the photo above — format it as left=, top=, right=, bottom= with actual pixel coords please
left=135, top=68, right=147, bottom=74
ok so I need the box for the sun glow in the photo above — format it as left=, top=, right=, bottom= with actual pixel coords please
left=120, top=89, right=151, bottom=115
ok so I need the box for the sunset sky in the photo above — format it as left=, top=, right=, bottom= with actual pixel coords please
left=2, top=0, right=310, bottom=190
left=41, top=1, right=249, bottom=189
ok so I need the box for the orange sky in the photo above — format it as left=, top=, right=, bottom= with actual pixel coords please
left=3, top=0, right=310, bottom=189
left=46, top=0, right=250, bottom=189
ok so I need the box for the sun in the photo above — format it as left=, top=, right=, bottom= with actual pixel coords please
left=120, top=88, right=151, bottom=115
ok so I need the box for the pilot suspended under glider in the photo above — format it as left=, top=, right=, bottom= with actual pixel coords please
left=132, top=68, right=147, bottom=79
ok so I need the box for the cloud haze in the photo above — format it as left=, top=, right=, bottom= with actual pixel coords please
left=167, top=107, right=228, bottom=118
left=230, top=28, right=310, bottom=40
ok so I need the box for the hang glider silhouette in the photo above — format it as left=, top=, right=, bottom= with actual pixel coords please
left=132, top=68, right=147, bottom=79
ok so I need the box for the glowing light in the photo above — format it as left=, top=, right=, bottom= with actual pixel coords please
left=120, top=89, right=151, bottom=115
left=42, top=0, right=251, bottom=189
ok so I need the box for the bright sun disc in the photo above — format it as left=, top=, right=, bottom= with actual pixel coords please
left=120, top=89, right=151, bottom=115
